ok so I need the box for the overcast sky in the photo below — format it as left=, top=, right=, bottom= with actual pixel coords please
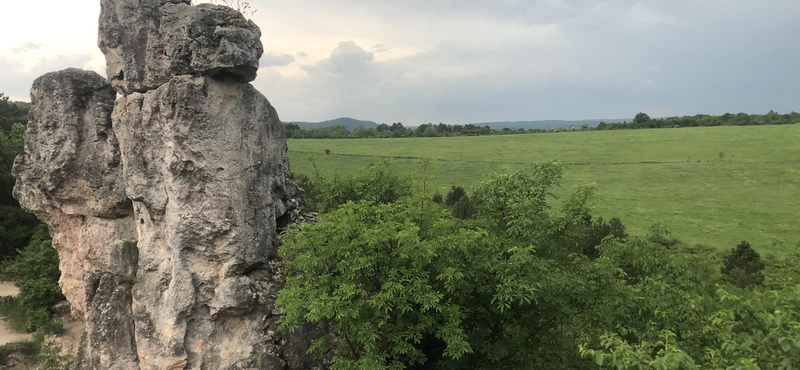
left=2, top=0, right=798, bottom=124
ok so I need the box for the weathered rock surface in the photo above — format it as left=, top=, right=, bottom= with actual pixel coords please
left=12, top=69, right=140, bottom=369
left=113, top=74, right=301, bottom=369
left=13, top=1, right=319, bottom=369
left=99, top=0, right=263, bottom=94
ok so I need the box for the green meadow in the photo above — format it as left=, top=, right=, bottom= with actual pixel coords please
left=287, top=125, right=800, bottom=255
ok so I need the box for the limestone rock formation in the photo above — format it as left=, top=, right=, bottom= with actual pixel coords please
left=113, top=74, right=300, bottom=369
left=13, top=1, right=314, bottom=369
left=99, top=0, right=263, bottom=94
left=12, top=68, right=140, bottom=369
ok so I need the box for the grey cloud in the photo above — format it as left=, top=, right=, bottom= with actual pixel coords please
left=371, top=43, right=390, bottom=52
left=249, top=0, right=800, bottom=123
left=260, top=52, right=295, bottom=67
left=297, top=51, right=308, bottom=57
left=0, top=54, right=95, bottom=101
left=12, top=41, right=43, bottom=53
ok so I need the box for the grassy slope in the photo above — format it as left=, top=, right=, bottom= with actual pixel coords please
left=287, top=125, right=800, bottom=255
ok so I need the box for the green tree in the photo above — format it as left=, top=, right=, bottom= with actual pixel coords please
left=444, top=186, right=466, bottom=207
left=0, top=123, right=40, bottom=259
left=0, top=93, right=29, bottom=133
left=633, top=112, right=651, bottom=125
left=450, top=195, right=476, bottom=220
left=721, top=241, right=765, bottom=288
left=278, top=163, right=626, bottom=369
left=277, top=199, right=478, bottom=370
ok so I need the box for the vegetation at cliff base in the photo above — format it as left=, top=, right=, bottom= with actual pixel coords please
left=277, top=160, right=800, bottom=370
left=0, top=94, right=65, bottom=357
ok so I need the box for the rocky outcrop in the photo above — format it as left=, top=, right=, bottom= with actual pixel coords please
left=113, top=74, right=300, bottom=369
left=12, top=68, right=140, bottom=369
left=99, top=0, right=263, bottom=94
left=13, top=1, right=313, bottom=369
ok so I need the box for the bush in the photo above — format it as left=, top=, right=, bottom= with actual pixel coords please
left=0, top=225, right=64, bottom=333
left=431, top=192, right=443, bottom=204
left=451, top=195, right=476, bottom=219
left=278, top=163, right=629, bottom=369
left=721, top=241, right=765, bottom=288
left=36, top=340, right=72, bottom=370
left=444, top=186, right=466, bottom=206
left=296, top=159, right=411, bottom=213
left=278, top=200, right=478, bottom=369
left=2, top=225, right=63, bottom=309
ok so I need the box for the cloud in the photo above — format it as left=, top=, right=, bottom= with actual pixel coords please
left=260, top=52, right=295, bottom=67
left=12, top=42, right=43, bottom=53
left=307, top=41, right=375, bottom=76
left=0, top=53, right=96, bottom=101
left=5, top=0, right=800, bottom=122
left=371, top=43, right=390, bottom=53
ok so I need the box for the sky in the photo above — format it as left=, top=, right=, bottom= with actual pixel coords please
left=1, top=0, right=798, bottom=125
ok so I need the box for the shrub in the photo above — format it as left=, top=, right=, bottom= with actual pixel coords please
left=2, top=225, right=63, bottom=309
left=608, top=217, right=627, bottom=240
left=444, top=186, right=466, bottom=206
left=451, top=195, right=476, bottom=220
left=431, top=191, right=443, bottom=204
left=0, top=225, right=64, bottom=333
left=721, top=241, right=765, bottom=288
left=36, top=340, right=72, bottom=370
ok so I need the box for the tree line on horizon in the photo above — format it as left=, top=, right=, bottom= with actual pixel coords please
left=284, top=110, right=800, bottom=139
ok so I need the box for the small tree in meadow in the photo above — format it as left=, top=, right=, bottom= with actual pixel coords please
left=721, top=241, right=765, bottom=288
left=445, top=186, right=466, bottom=206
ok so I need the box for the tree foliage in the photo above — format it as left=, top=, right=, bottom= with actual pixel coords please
left=279, top=162, right=637, bottom=369
left=721, top=241, right=765, bottom=288
left=283, top=111, right=800, bottom=139
left=278, top=159, right=800, bottom=369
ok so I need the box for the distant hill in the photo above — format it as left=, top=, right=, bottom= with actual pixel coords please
left=290, top=117, right=378, bottom=132
left=468, top=119, right=631, bottom=131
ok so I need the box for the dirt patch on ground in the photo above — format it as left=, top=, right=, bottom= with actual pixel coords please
left=0, top=282, right=34, bottom=347
left=0, top=282, right=19, bottom=298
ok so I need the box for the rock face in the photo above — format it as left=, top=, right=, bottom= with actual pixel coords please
left=13, top=1, right=312, bottom=369
left=114, top=75, right=300, bottom=369
left=98, top=0, right=263, bottom=94
left=12, top=68, right=140, bottom=369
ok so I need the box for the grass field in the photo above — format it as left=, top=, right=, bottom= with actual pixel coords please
left=287, top=125, right=800, bottom=255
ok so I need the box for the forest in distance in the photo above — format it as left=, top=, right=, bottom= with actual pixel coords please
left=1, top=91, right=800, bottom=369
left=284, top=111, right=800, bottom=139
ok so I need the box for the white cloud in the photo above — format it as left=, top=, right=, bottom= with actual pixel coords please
left=260, top=52, right=296, bottom=67
left=371, top=44, right=391, bottom=53
left=12, top=42, right=44, bottom=53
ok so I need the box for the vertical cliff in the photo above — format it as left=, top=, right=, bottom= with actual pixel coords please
left=12, top=1, right=311, bottom=369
